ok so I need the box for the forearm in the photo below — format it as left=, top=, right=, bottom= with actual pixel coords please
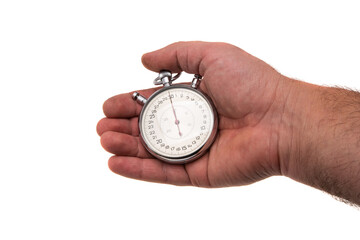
left=280, top=78, right=360, bottom=205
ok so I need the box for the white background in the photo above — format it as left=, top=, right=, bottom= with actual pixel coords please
left=1, top=1, right=359, bottom=239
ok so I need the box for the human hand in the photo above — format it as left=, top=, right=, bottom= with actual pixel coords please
left=97, top=41, right=295, bottom=187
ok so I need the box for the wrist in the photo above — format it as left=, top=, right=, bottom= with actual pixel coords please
left=275, top=77, right=322, bottom=181
left=276, top=79, right=360, bottom=205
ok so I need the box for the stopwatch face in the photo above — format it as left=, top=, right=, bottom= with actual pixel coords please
left=139, top=86, right=217, bottom=162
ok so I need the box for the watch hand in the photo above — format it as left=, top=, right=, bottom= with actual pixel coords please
left=169, top=92, right=182, bottom=137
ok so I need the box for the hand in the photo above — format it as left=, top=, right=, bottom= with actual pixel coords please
left=97, top=41, right=293, bottom=187
left=98, top=41, right=360, bottom=205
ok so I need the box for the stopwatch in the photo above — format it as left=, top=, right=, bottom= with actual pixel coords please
left=132, top=70, right=218, bottom=164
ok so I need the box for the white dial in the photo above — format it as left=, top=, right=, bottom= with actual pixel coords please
left=140, top=87, right=215, bottom=159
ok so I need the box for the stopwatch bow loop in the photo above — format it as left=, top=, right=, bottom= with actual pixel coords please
left=153, top=70, right=182, bottom=87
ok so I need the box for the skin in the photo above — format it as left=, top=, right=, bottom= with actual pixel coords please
left=97, top=41, right=360, bottom=206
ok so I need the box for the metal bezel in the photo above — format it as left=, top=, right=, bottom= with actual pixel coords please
left=138, top=84, right=218, bottom=164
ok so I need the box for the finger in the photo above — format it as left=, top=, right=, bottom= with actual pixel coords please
left=103, top=88, right=159, bottom=118
left=100, top=131, right=152, bottom=158
left=108, top=156, right=191, bottom=186
left=142, top=41, right=220, bottom=75
left=96, top=117, right=139, bottom=136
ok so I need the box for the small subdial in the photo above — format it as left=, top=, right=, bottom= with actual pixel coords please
left=160, top=105, right=195, bottom=139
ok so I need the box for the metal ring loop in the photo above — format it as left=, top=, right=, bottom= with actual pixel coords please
left=153, top=71, right=182, bottom=85
left=171, top=72, right=182, bottom=81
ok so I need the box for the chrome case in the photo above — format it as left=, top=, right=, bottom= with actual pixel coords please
left=133, top=71, right=218, bottom=164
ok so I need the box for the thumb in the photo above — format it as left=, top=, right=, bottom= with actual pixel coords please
left=141, top=41, right=215, bottom=76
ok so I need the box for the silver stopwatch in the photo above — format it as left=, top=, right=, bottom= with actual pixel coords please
left=132, top=70, right=218, bottom=164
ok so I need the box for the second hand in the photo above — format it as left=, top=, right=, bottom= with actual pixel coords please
left=168, top=92, right=182, bottom=137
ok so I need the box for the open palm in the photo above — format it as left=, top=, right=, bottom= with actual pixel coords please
left=97, top=42, right=289, bottom=187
